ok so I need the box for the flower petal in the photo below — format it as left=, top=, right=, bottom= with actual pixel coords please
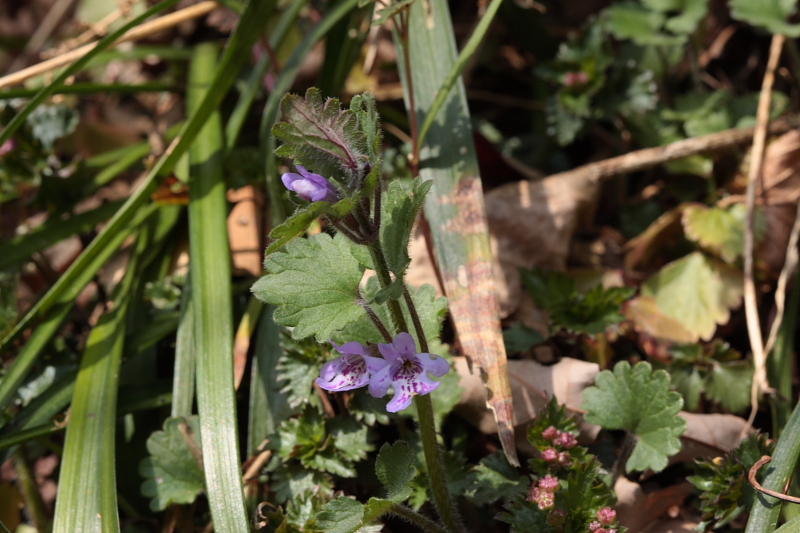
left=392, top=332, right=418, bottom=357
left=386, top=382, right=415, bottom=412
left=316, top=354, right=369, bottom=391
left=378, top=342, right=402, bottom=365
left=332, top=341, right=369, bottom=358
left=363, top=355, right=389, bottom=374
left=416, top=352, right=450, bottom=377
left=368, top=364, right=393, bottom=398
left=408, top=372, right=441, bottom=396
left=281, top=172, right=301, bottom=190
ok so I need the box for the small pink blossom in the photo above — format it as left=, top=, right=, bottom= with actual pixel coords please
left=0, top=139, right=14, bottom=157
left=536, top=491, right=554, bottom=510
left=559, top=432, right=578, bottom=449
left=542, top=447, right=558, bottom=462
left=558, top=451, right=572, bottom=467
left=542, top=426, right=559, bottom=440
left=597, top=507, right=616, bottom=525
left=588, top=521, right=602, bottom=532
left=564, top=71, right=589, bottom=87
left=539, top=474, right=559, bottom=493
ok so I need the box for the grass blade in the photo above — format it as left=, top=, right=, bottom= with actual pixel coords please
left=172, top=274, right=196, bottom=418
left=187, top=42, right=248, bottom=533
left=399, top=0, right=518, bottom=466
left=51, top=227, right=148, bottom=533
left=0, top=0, right=273, bottom=354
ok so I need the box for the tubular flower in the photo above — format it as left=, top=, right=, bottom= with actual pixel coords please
left=281, top=165, right=339, bottom=203
left=369, top=332, right=450, bottom=413
left=315, top=341, right=387, bottom=392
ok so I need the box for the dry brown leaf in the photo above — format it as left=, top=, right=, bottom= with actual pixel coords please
left=615, top=477, right=648, bottom=533
left=484, top=176, right=599, bottom=317
left=454, top=356, right=601, bottom=441
left=624, top=204, right=689, bottom=272
left=756, top=130, right=800, bottom=275
left=227, top=186, right=263, bottom=277
left=671, top=411, right=748, bottom=465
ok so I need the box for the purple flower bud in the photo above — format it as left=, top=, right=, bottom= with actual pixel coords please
left=281, top=165, right=339, bottom=203
left=542, top=426, right=559, bottom=440
left=369, top=332, right=450, bottom=413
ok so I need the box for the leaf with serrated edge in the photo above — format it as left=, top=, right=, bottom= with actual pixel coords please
left=316, top=497, right=365, bottom=533
left=468, top=450, right=526, bottom=506
left=582, top=361, right=686, bottom=472
left=381, top=178, right=432, bottom=278
left=139, top=416, right=205, bottom=511
left=682, top=204, right=745, bottom=263
left=253, top=233, right=365, bottom=341
left=375, top=441, right=416, bottom=502
left=641, top=251, right=743, bottom=342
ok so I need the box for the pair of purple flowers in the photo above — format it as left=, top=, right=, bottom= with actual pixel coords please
left=316, top=332, right=450, bottom=413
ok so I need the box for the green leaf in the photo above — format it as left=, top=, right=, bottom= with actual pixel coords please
left=273, top=87, right=371, bottom=187
left=316, top=497, right=365, bottom=533
left=274, top=407, right=326, bottom=462
left=375, top=441, right=417, bottom=502
left=495, top=492, right=549, bottom=533
left=730, top=0, right=800, bottom=37
left=583, top=361, right=686, bottom=472
left=253, top=232, right=366, bottom=341
left=468, top=451, right=527, bottom=506
left=272, top=464, right=333, bottom=503
left=327, top=416, right=373, bottom=464
left=669, top=365, right=704, bottom=412
left=705, top=361, right=752, bottom=413
left=139, top=416, right=205, bottom=511
left=641, top=251, right=743, bottom=342
left=277, top=335, right=326, bottom=408
left=663, top=0, right=709, bottom=34
left=380, top=178, right=433, bottom=279
left=682, top=204, right=747, bottom=263
left=26, top=104, right=79, bottom=150
left=374, top=0, right=416, bottom=26
left=604, top=2, right=685, bottom=46
left=347, top=388, right=391, bottom=426
left=503, top=323, right=546, bottom=354
left=349, top=92, right=382, bottom=162
left=521, top=267, right=576, bottom=310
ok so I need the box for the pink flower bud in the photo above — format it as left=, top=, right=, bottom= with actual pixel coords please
left=539, top=474, right=559, bottom=492
left=542, top=426, right=559, bottom=440
left=559, top=432, right=578, bottom=449
left=527, top=486, right=544, bottom=503
left=597, top=507, right=616, bottom=525
left=536, top=491, right=555, bottom=510
left=542, top=447, right=558, bottom=462
left=558, top=451, right=572, bottom=467
left=588, top=521, right=602, bottom=531
left=564, top=71, right=589, bottom=87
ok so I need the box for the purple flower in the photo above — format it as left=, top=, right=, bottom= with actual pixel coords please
left=315, top=341, right=387, bottom=392
left=281, top=165, right=339, bottom=203
left=369, top=332, right=450, bottom=413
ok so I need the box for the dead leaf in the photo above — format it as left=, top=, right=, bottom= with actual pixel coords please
left=645, top=482, right=694, bottom=523
left=671, top=411, right=748, bottom=465
left=484, top=176, right=599, bottom=317
left=227, top=186, right=263, bottom=277
left=625, top=203, right=689, bottom=272
left=615, top=477, right=648, bottom=533
left=454, top=356, right=602, bottom=441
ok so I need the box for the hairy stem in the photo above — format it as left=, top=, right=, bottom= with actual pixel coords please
left=414, top=394, right=463, bottom=533
left=389, top=502, right=450, bottom=533
left=367, top=241, right=409, bottom=335
left=402, top=284, right=429, bottom=353
left=358, top=298, right=393, bottom=343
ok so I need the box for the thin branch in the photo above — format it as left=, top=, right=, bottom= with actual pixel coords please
left=745, top=34, right=786, bottom=431
left=0, top=1, right=220, bottom=90
left=748, top=455, right=800, bottom=503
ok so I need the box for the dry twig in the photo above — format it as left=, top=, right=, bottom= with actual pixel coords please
left=0, top=1, right=220, bottom=91
left=745, top=34, right=786, bottom=431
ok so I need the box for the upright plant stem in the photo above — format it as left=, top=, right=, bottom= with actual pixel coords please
left=366, top=241, right=460, bottom=533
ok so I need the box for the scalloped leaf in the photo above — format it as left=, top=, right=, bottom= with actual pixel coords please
left=582, top=361, right=686, bottom=473
left=253, top=233, right=365, bottom=341
left=375, top=441, right=416, bottom=502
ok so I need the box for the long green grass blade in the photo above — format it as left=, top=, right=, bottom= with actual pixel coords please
left=187, top=42, right=248, bottom=533
left=172, top=275, right=196, bottom=418
left=0, top=204, right=155, bottom=416
left=416, top=0, right=503, bottom=148
left=318, top=2, right=374, bottom=97
left=247, top=306, right=290, bottom=456
left=260, top=0, right=361, bottom=228
left=51, top=228, right=148, bottom=533
left=225, top=0, right=306, bottom=147
left=769, top=268, right=800, bottom=436
left=398, top=0, right=518, bottom=466
left=0, top=0, right=181, bottom=148
left=0, top=200, right=123, bottom=271
left=746, top=400, right=800, bottom=532
left=0, top=0, right=273, bottom=354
